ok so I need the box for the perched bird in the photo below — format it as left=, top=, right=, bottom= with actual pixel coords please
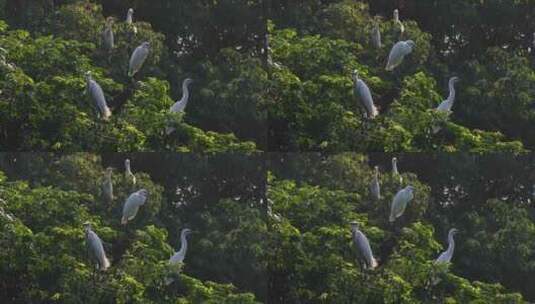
left=85, top=71, right=112, bottom=121
left=434, top=77, right=460, bottom=133
left=352, top=69, right=379, bottom=119
left=392, top=157, right=403, bottom=184
left=436, top=77, right=460, bottom=113
left=385, top=40, right=415, bottom=71
left=102, top=17, right=114, bottom=52
left=121, top=189, right=148, bottom=225
left=350, top=221, right=378, bottom=270
left=389, top=185, right=415, bottom=222
left=165, top=228, right=193, bottom=285
left=126, top=8, right=138, bottom=34
left=370, top=22, right=382, bottom=49
left=166, top=78, right=194, bottom=134
left=370, top=166, right=381, bottom=201
left=393, top=9, right=405, bottom=36
left=128, top=41, right=150, bottom=77
left=84, top=222, right=110, bottom=271
left=102, top=167, right=114, bottom=203
left=124, top=159, right=136, bottom=186
left=435, top=228, right=459, bottom=264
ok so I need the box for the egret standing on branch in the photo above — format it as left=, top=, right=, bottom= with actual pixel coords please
left=121, top=189, right=148, bottom=225
left=126, top=8, right=137, bottom=34
left=84, top=222, right=110, bottom=271
left=128, top=41, right=150, bottom=77
left=370, top=166, right=381, bottom=201
left=385, top=40, right=415, bottom=71
left=166, top=78, right=194, bottom=134
left=392, top=157, right=403, bottom=184
left=436, top=77, right=460, bottom=113
left=85, top=71, right=112, bottom=121
left=102, top=167, right=114, bottom=203
left=393, top=9, right=405, bottom=37
left=352, top=69, right=379, bottom=119
left=389, top=185, right=415, bottom=222
left=350, top=221, right=378, bottom=270
left=435, top=228, right=459, bottom=264
left=434, top=77, right=460, bottom=133
left=125, top=159, right=136, bottom=186
left=165, top=228, right=193, bottom=285
left=370, top=21, right=382, bottom=49
left=102, top=17, right=114, bottom=53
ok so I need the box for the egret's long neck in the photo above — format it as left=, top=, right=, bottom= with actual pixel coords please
left=178, top=232, right=188, bottom=256
left=447, top=80, right=456, bottom=102
left=393, top=161, right=398, bottom=174
left=446, top=232, right=455, bottom=255
left=125, top=162, right=132, bottom=174
left=182, top=82, right=190, bottom=102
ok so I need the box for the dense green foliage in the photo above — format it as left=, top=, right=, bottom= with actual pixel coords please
left=0, top=1, right=266, bottom=152
left=268, top=1, right=535, bottom=151
left=0, top=153, right=267, bottom=303
left=268, top=153, right=535, bottom=302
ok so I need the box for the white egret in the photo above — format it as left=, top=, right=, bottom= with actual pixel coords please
left=393, top=9, right=405, bottom=36
left=436, top=77, right=460, bottom=113
left=433, top=77, right=460, bottom=133
left=165, top=228, right=193, bottom=285
left=84, top=222, right=110, bottom=271
left=370, top=22, right=382, bottom=49
left=350, top=221, right=378, bottom=270
left=166, top=78, right=194, bottom=134
left=121, top=189, right=148, bottom=225
left=128, top=41, right=150, bottom=77
left=370, top=166, right=381, bottom=201
left=392, top=157, right=403, bottom=184
left=389, top=185, right=415, bottom=222
left=102, top=17, right=114, bottom=52
left=385, top=40, right=415, bottom=71
left=126, top=8, right=138, bottom=34
left=352, top=69, right=379, bottom=119
left=124, top=159, right=136, bottom=186
left=435, top=228, right=459, bottom=264
left=102, top=167, right=114, bottom=203
left=85, top=71, right=112, bottom=121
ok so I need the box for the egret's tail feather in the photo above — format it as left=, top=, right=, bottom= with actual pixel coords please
left=370, top=257, right=378, bottom=269
left=101, top=256, right=111, bottom=271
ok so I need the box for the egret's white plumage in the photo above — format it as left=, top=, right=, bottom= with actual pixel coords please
left=121, top=189, right=148, bottom=225
left=126, top=8, right=138, bottom=34
left=434, top=77, right=460, bottom=133
left=102, top=167, right=114, bottom=203
left=85, top=71, right=112, bottom=121
left=393, top=9, right=405, bottom=35
left=371, top=22, right=382, bottom=49
left=385, top=40, right=415, bottom=71
left=389, top=185, right=415, bottom=222
left=166, top=78, right=194, bottom=134
left=436, top=77, right=460, bottom=112
left=165, top=228, right=192, bottom=285
left=352, top=69, right=379, bottom=119
left=126, top=8, right=134, bottom=24
left=392, top=157, right=403, bottom=184
left=370, top=166, right=381, bottom=201
left=125, top=159, right=136, bottom=185
left=435, top=228, right=459, bottom=264
left=350, top=221, right=378, bottom=270
left=128, top=41, right=150, bottom=77
left=84, top=222, right=110, bottom=271
left=102, top=17, right=114, bottom=52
